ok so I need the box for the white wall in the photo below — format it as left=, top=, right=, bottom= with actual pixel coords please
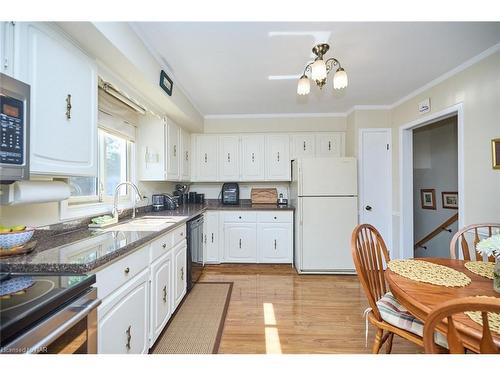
left=413, top=118, right=458, bottom=258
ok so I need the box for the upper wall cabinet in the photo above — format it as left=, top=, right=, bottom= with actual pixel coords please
left=241, top=135, right=265, bottom=181
left=166, top=120, right=180, bottom=180
left=291, top=134, right=315, bottom=159
left=218, top=135, right=240, bottom=181
left=180, top=128, right=191, bottom=181
left=315, top=133, right=344, bottom=157
left=1, top=22, right=16, bottom=77
left=16, top=23, right=98, bottom=177
left=137, top=114, right=166, bottom=181
left=193, top=135, right=218, bottom=181
left=265, top=135, right=290, bottom=181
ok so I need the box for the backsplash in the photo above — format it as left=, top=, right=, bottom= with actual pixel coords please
left=186, top=182, right=290, bottom=200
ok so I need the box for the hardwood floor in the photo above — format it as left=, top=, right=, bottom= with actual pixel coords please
left=199, top=264, right=422, bottom=354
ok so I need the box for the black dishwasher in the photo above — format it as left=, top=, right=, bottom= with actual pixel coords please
left=186, top=215, right=204, bottom=291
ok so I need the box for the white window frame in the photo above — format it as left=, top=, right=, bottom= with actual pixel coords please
left=59, top=129, right=136, bottom=221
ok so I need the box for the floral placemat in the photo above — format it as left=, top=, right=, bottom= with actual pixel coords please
left=464, top=261, right=495, bottom=280
left=388, top=259, right=471, bottom=287
left=465, top=296, right=500, bottom=335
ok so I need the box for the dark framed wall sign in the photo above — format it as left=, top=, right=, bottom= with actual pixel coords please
left=442, top=191, right=458, bottom=209
left=420, top=189, right=436, bottom=210
left=159, top=70, right=174, bottom=96
left=492, top=138, right=500, bottom=169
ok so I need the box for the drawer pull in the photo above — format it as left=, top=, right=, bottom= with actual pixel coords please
left=328, top=141, right=332, bottom=151
left=163, top=285, right=167, bottom=302
left=180, top=267, right=184, bottom=281
left=124, top=267, right=130, bottom=274
left=162, top=243, right=167, bottom=249
left=125, top=325, right=132, bottom=350
left=239, top=216, right=242, bottom=219
left=274, top=216, right=277, bottom=220
left=274, top=239, right=277, bottom=250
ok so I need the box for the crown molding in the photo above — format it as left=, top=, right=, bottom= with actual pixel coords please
left=204, top=112, right=348, bottom=119
left=345, top=105, right=392, bottom=116
left=389, top=41, right=500, bottom=109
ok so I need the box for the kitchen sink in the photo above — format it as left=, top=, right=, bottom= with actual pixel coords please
left=105, top=216, right=188, bottom=232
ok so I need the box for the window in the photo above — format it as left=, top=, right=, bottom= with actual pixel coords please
left=67, top=129, right=133, bottom=205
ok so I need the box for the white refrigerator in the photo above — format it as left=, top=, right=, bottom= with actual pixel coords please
left=290, top=157, right=358, bottom=274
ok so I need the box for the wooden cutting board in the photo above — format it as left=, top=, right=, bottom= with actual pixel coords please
left=251, top=188, right=278, bottom=204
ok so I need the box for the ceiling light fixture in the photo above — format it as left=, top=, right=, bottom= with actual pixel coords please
left=297, top=43, right=348, bottom=95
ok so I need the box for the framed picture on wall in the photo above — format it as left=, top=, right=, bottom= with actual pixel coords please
left=442, top=191, right=458, bottom=209
left=492, top=138, right=500, bottom=169
left=420, top=189, right=436, bottom=210
left=159, top=70, right=174, bottom=96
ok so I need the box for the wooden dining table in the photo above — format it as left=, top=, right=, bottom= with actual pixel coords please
left=385, top=257, right=500, bottom=353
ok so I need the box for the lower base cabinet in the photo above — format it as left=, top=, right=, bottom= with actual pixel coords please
left=98, top=269, right=150, bottom=354
left=150, top=251, right=173, bottom=344
left=223, top=223, right=257, bottom=262
left=257, top=223, right=293, bottom=263
left=173, top=242, right=187, bottom=309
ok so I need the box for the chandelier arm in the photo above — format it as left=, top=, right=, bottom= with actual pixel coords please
left=302, top=62, right=313, bottom=78
left=325, top=57, right=341, bottom=74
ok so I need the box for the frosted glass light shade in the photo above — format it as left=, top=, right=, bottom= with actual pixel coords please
left=333, top=68, right=348, bottom=89
left=311, top=59, right=327, bottom=81
left=297, top=76, right=310, bottom=95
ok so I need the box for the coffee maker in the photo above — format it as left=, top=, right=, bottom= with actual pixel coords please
left=152, top=194, right=165, bottom=212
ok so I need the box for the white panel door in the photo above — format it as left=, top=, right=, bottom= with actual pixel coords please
left=23, top=23, right=97, bottom=176
left=98, top=270, right=149, bottom=354
left=195, top=135, right=218, bottom=181
left=299, top=157, right=357, bottom=196
left=218, top=135, right=240, bottom=181
left=166, top=120, right=180, bottom=180
left=265, top=135, right=290, bottom=181
left=300, top=196, right=357, bottom=272
left=180, top=128, right=191, bottom=181
left=291, top=134, right=315, bottom=158
left=315, top=133, right=344, bottom=157
left=241, top=135, right=265, bottom=181
left=173, top=242, right=187, bottom=309
left=359, top=129, right=392, bottom=251
left=150, top=252, right=172, bottom=344
left=137, top=114, right=165, bottom=181
left=224, top=223, right=257, bottom=262
left=204, top=211, right=220, bottom=263
left=258, top=223, right=292, bottom=263
left=1, top=22, right=16, bottom=76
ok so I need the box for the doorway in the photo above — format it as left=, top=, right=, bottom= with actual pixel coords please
left=399, top=104, right=464, bottom=259
left=412, top=116, right=458, bottom=258
left=359, top=128, right=393, bottom=251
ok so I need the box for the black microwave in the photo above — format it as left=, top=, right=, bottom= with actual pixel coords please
left=221, top=182, right=239, bottom=205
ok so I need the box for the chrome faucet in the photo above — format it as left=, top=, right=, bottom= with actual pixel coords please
left=112, top=182, right=143, bottom=220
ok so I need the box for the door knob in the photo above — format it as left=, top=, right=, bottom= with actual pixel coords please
left=365, top=205, right=372, bottom=211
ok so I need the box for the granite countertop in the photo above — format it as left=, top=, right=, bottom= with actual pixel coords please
left=0, top=201, right=293, bottom=274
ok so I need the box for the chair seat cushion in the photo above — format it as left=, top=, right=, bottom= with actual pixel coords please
left=377, top=292, right=448, bottom=348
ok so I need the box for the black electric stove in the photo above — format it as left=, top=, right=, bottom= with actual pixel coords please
left=0, top=272, right=96, bottom=349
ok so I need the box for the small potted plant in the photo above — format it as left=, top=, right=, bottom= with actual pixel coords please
left=476, top=233, right=500, bottom=293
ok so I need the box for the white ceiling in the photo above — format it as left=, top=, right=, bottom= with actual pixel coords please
left=131, top=22, right=500, bottom=116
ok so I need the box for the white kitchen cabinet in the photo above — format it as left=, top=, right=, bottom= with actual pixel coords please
left=194, top=135, right=218, bottom=181
left=180, top=128, right=191, bottom=181
left=241, top=135, right=265, bottom=181
left=265, top=135, right=290, bottom=181
left=223, top=223, right=257, bottom=262
left=291, top=134, right=315, bottom=159
left=137, top=114, right=166, bottom=181
left=203, top=211, right=220, bottom=264
left=315, top=133, right=344, bottom=157
left=257, top=223, right=293, bottom=263
left=218, top=135, right=240, bottom=181
left=150, top=251, right=173, bottom=344
left=1, top=22, right=16, bottom=76
left=173, top=241, right=187, bottom=309
left=98, top=269, right=149, bottom=354
left=18, top=23, right=97, bottom=176
left=166, top=120, right=180, bottom=181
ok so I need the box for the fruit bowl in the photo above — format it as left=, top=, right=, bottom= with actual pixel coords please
left=0, top=227, right=35, bottom=249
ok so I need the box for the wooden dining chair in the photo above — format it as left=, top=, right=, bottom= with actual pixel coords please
left=423, top=296, right=500, bottom=354
left=351, top=224, right=425, bottom=353
left=450, top=223, right=500, bottom=261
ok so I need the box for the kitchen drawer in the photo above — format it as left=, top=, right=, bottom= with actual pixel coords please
left=172, top=224, right=186, bottom=246
left=256, top=211, right=292, bottom=223
left=223, top=211, right=257, bottom=223
left=150, top=232, right=174, bottom=262
left=94, top=246, right=149, bottom=300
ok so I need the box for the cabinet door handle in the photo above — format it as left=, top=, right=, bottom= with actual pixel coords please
left=180, top=267, right=184, bottom=281
left=277, top=152, right=280, bottom=162
left=204, top=153, right=208, bottom=163
left=227, top=153, right=231, bottom=162
left=274, top=239, right=277, bottom=250
left=328, top=141, right=332, bottom=151
left=173, top=145, right=177, bottom=157
left=211, top=233, right=214, bottom=243
left=251, top=153, right=255, bottom=162
left=125, top=325, right=132, bottom=350
left=124, top=267, right=130, bottom=274
left=204, top=234, right=207, bottom=244
left=163, top=285, right=167, bottom=302
left=65, top=94, right=72, bottom=120
left=303, top=141, right=306, bottom=151
left=185, top=151, right=189, bottom=161
left=162, top=243, right=167, bottom=249
left=239, top=238, right=242, bottom=249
